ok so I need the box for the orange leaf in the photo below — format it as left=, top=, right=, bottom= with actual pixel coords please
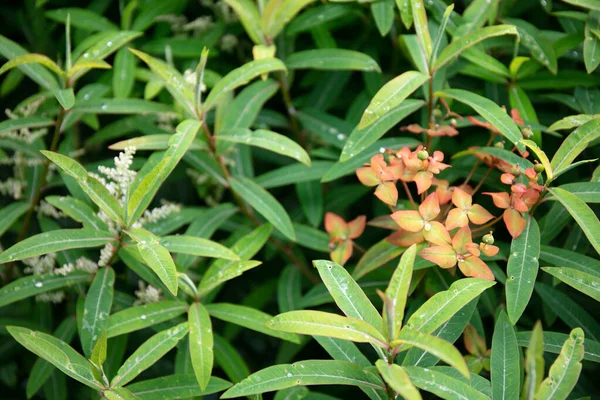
left=467, top=204, right=494, bottom=225
left=485, top=192, right=510, bottom=209
left=413, top=171, right=433, bottom=194
left=375, top=182, right=398, bottom=206
left=452, top=225, right=473, bottom=254
left=419, top=192, right=440, bottom=221
left=356, top=167, right=380, bottom=186
left=503, top=208, right=526, bottom=238
left=330, top=240, right=353, bottom=266
left=391, top=210, right=424, bottom=232
left=325, top=212, right=348, bottom=238
left=387, top=230, right=424, bottom=247
left=480, top=243, right=499, bottom=257
left=446, top=208, right=469, bottom=231
left=423, top=221, right=451, bottom=245
left=419, top=244, right=457, bottom=269
left=452, top=187, right=472, bottom=209
left=458, top=256, right=494, bottom=280
left=347, top=215, right=366, bottom=239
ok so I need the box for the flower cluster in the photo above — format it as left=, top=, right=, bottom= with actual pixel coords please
left=134, top=281, right=162, bottom=305
left=54, top=256, right=98, bottom=276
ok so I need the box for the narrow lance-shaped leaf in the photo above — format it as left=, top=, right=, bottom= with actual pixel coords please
left=0, top=53, right=64, bottom=77
left=126, top=375, right=232, bottom=400
left=203, top=59, right=287, bottom=112
left=436, top=89, right=525, bottom=151
left=81, top=267, right=115, bottom=357
left=490, top=311, right=520, bottom=400
left=7, top=326, right=103, bottom=390
left=405, top=278, right=495, bottom=335
left=221, top=360, right=386, bottom=398
left=506, top=215, right=541, bottom=325
left=358, top=71, right=428, bottom=130
left=411, top=0, right=432, bottom=61
left=189, top=302, right=213, bottom=390
left=386, top=244, right=416, bottom=339
left=41, top=151, right=124, bottom=224
left=561, top=0, right=600, bottom=11
left=45, top=196, right=107, bottom=230
left=434, top=25, right=518, bottom=70
left=403, top=366, right=489, bottom=400
left=392, top=328, right=470, bottom=379
left=107, top=301, right=187, bottom=338
left=0, top=202, right=29, bottom=237
left=535, top=328, right=584, bottom=400
left=223, top=0, right=265, bottom=44
left=260, top=0, right=316, bottom=39
left=547, top=187, right=600, bottom=255
left=522, top=322, right=544, bottom=400
left=286, top=49, right=381, bottom=72
left=375, top=360, right=422, bottom=400
left=217, top=128, right=311, bottom=166
left=0, top=229, right=114, bottom=264
left=550, top=117, right=600, bottom=174
left=160, top=235, right=239, bottom=260
left=127, top=228, right=178, bottom=296
left=229, top=175, right=296, bottom=241
left=542, top=267, right=600, bottom=302
left=111, top=323, right=189, bottom=387
left=266, top=310, right=388, bottom=347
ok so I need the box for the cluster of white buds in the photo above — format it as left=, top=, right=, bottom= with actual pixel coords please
left=133, top=202, right=182, bottom=228
left=54, top=256, right=98, bottom=276
left=36, top=291, right=65, bottom=304
left=0, top=178, right=26, bottom=200
left=23, top=253, right=57, bottom=276
left=0, top=154, right=45, bottom=167
left=0, top=127, right=47, bottom=144
left=37, top=200, right=63, bottom=219
left=183, top=16, right=214, bottom=33
left=98, top=243, right=115, bottom=267
left=183, top=69, right=207, bottom=93
left=97, top=146, right=137, bottom=201
left=156, top=112, right=178, bottom=131
left=220, top=34, right=238, bottom=53
left=134, top=281, right=162, bottom=305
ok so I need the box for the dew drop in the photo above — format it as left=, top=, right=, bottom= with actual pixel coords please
left=34, top=282, right=43, bottom=288
left=141, top=314, right=147, bottom=320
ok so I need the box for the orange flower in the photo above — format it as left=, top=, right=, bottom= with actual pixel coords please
left=391, top=193, right=451, bottom=246
left=445, top=188, right=494, bottom=231
left=484, top=191, right=528, bottom=238
left=418, top=226, right=494, bottom=280
left=394, top=146, right=450, bottom=194
left=325, top=212, right=366, bottom=266
left=356, top=154, right=400, bottom=206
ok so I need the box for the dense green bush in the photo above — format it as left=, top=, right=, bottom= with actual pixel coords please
left=0, top=0, right=599, bottom=398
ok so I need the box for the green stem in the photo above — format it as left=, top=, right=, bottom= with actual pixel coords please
left=278, top=72, right=307, bottom=149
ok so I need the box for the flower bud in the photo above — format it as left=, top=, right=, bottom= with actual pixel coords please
left=521, top=127, right=533, bottom=138
left=433, top=108, right=443, bottom=118
left=494, top=141, right=505, bottom=149
left=534, top=163, right=545, bottom=173
left=417, top=149, right=429, bottom=160
left=450, top=118, right=457, bottom=126
left=482, top=233, right=494, bottom=245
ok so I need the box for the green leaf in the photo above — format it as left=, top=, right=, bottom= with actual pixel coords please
left=266, top=310, right=387, bottom=347
left=314, top=260, right=383, bottom=330
left=506, top=19, right=557, bottom=74
left=45, top=8, right=118, bottom=32
left=111, top=322, right=189, bottom=387
left=261, top=0, right=317, bottom=39
left=221, top=360, right=385, bottom=398
left=535, top=283, right=600, bottom=341
left=520, top=140, right=552, bottom=180
left=72, top=31, right=141, bottom=70
left=296, top=181, right=324, bottom=228
left=540, top=245, right=600, bottom=278
left=107, top=301, right=187, bottom=338
left=506, top=215, right=541, bottom=325
left=434, top=25, right=518, bottom=70
left=45, top=196, right=106, bottom=230
left=286, top=49, right=380, bottom=72
left=129, top=48, right=195, bottom=116
left=542, top=267, right=600, bottom=302
left=206, top=303, right=301, bottom=343
left=189, top=302, right=213, bottom=390
left=403, top=366, right=489, bottom=400
left=0, top=201, right=28, bottom=237
left=561, top=0, right=600, bottom=10
left=90, top=330, right=107, bottom=367
left=161, top=235, right=239, bottom=260
left=516, top=331, right=600, bottom=364
left=584, top=12, right=600, bottom=73
left=547, top=114, right=599, bottom=132
left=341, top=99, right=424, bottom=162
left=277, top=265, right=304, bottom=313
left=385, top=244, right=416, bottom=338
left=7, top=326, right=103, bottom=390
left=490, top=311, right=520, bottom=400
left=109, top=134, right=207, bottom=151
left=229, top=175, right=295, bottom=240
left=405, top=278, right=495, bottom=335
left=0, top=271, right=89, bottom=309
left=550, top=117, right=600, bottom=175
left=127, top=228, right=178, bottom=296
left=217, top=128, right=311, bottom=166
left=81, top=267, right=115, bottom=357
left=113, top=48, right=136, bottom=98
left=523, top=322, right=544, bottom=400
left=509, top=85, right=541, bottom=146
left=26, top=317, right=77, bottom=398
left=371, top=0, right=394, bottom=36
left=256, top=161, right=334, bottom=188
left=375, top=360, right=422, bottom=400
left=357, top=71, right=428, bottom=130
left=393, top=328, right=469, bottom=378
left=547, top=187, right=600, bottom=255
left=0, top=116, right=54, bottom=135
left=0, top=229, right=114, bottom=264
left=223, top=0, right=265, bottom=44
left=221, top=79, right=279, bottom=130
left=127, top=375, right=232, bottom=399
left=411, top=0, right=432, bottom=61
left=0, top=53, right=63, bottom=77
left=126, top=157, right=172, bottom=226
left=72, top=98, right=172, bottom=114
left=41, top=151, right=124, bottom=224
left=535, top=328, right=584, bottom=400
left=436, top=89, right=525, bottom=151
left=204, top=59, right=287, bottom=112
